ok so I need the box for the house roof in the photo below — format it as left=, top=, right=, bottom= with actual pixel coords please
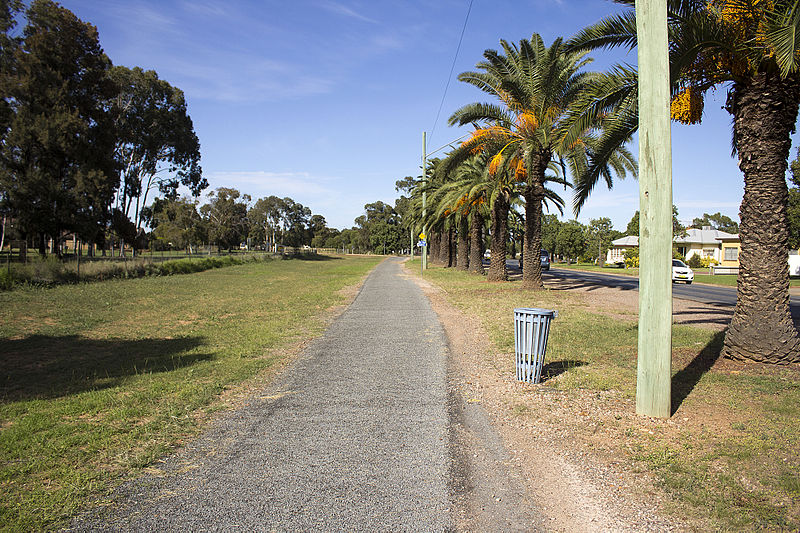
left=674, top=227, right=738, bottom=245
left=611, top=235, right=639, bottom=247
left=611, top=228, right=740, bottom=249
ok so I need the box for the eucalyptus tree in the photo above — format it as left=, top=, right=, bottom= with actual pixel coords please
left=568, top=0, right=800, bottom=363
left=148, top=196, right=204, bottom=253
left=200, top=187, right=250, bottom=251
left=249, top=195, right=285, bottom=251
left=447, top=34, right=635, bottom=289
left=110, top=66, right=205, bottom=234
left=0, top=0, right=118, bottom=255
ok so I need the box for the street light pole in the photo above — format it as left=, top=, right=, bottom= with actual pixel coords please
left=418, top=130, right=471, bottom=275
left=635, top=0, right=672, bottom=418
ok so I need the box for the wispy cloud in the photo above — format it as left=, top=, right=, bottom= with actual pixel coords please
left=207, top=171, right=338, bottom=200
left=164, top=56, right=336, bottom=102
left=318, top=1, right=378, bottom=24
left=206, top=170, right=365, bottom=227
left=107, top=2, right=178, bottom=31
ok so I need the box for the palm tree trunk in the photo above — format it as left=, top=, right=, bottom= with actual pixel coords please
left=429, top=232, right=440, bottom=264
left=469, top=212, right=484, bottom=274
left=457, top=216, right=469, bottom=271
left=722, top=73, right=800, bottom=363
left=488, top=194, right=509, bottom=281
left=522, top=158, right=548, bottom=290
left=440, top=228, right=452, bottom=267
left=522, top=187, right=545, bottom=289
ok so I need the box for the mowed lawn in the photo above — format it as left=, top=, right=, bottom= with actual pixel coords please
left=414, top=261, right=800, bottom=530
left=0, top=255, right=382, bottom=531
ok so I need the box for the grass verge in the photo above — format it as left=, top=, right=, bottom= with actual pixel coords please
left=0, top=255, right=382, bottom=530
left=415, top=260, right=800, bottom=530
left=0, top=252, right=302, bottom=290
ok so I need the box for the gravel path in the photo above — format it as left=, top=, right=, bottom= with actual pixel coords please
left=69, top=258, right=453, bottom=531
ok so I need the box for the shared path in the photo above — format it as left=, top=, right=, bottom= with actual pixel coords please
left=70, top=258, right=460, bottom=531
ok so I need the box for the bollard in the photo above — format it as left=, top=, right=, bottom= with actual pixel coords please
left=514, top=308, right=557, bottom=383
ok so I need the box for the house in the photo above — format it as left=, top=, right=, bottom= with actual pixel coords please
left=674, top=227, right=739, bottom=263
left=606, top=227, right=742, bottom=269
left=606, top=235, right=640, bottom=266
left=716, top=234, right=741, bottom=267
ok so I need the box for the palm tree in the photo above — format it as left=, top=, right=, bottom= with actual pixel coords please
left=435, top=155, right=493, bottom=274
left=569, top=0, right=800, bottom=363
left=446, top=34, right=635, bottom=289
left=436, top=152, right=514, bottom=281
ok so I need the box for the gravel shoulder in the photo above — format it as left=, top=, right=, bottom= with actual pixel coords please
left=408, top=263, right=712, bottom=531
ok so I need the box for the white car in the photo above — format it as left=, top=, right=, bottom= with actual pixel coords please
left=672, top=259, right=694, bottom=284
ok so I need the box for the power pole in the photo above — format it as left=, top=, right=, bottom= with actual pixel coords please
left=422, top=131, right=428, bottom=272
left=635, top=0, right=672, bottom=418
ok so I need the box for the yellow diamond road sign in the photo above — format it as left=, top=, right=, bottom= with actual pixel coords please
left=419, top=232, right=426, bottom=240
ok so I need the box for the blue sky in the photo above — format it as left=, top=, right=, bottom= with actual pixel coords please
left=57, top=0, right=790, bottom=232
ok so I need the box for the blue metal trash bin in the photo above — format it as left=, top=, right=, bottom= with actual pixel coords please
left=514, top=308, right=557, bottom=383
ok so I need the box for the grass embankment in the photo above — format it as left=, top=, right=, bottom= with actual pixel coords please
left=416, top=261, right=800, bottom=530
left=0, top=255, right=382, bottom=531
left=0, top=252, right=282, bottom=290
left=553, top=262, right=800, bottom=288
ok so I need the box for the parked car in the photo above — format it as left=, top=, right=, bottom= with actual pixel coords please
left=540, top=250, right=550, bottom=271
left=672, top=259, right=694, bottom=284
left=519, top=250, right=550, bottom=271
left=483, top=250, right=491, bottom=260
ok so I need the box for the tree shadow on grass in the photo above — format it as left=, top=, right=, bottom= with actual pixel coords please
left=541, top=359, right=588, bottom=382
left=0, top=335, right=210, bottom=402
left=671, top=330, right=726, bottom=415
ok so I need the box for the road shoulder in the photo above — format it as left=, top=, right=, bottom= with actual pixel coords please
left=408, top=265, right=692, bottom=531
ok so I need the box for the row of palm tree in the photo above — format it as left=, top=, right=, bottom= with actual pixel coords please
left=411, top=0, right=800, bottom=364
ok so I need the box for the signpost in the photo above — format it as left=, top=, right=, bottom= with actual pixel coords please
left=635, top=0, right=672, bottom=418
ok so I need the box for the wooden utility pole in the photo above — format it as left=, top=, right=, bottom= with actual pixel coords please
left=635, top=0, right=672, bottom=418
left=422, top=131, right=428, bottom=272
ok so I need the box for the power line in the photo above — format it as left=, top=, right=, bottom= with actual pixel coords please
left=429, top=0, right=474, bottom=144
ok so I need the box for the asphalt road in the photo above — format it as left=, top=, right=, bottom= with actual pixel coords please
left=505, top=259, right=800, bottom=316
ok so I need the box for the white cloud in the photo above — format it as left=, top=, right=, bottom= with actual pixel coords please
left=207, top=171, right=336, bottom=198
left=318, top=1, right=378, bottom=24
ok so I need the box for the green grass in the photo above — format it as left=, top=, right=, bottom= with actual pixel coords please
left=413, top=260, right=800, bottom=530
left=0, top=252, right=290, bottom=290
left=0, top=255, right=382, bottom=531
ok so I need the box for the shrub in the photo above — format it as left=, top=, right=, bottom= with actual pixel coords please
left=699, top=256, right=720, bottom=268
left=0, top=269, right=12, bottom=290
left=624, top=247, right=639, bottom=268
left=687, top=254, right=703, bottom=268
